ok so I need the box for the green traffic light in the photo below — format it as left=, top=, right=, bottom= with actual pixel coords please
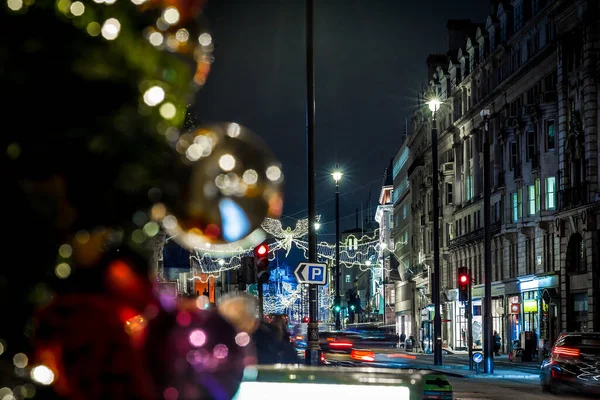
left=350, top=305, right=355, bottom=310
left=334, top=306, right=341, bottom=312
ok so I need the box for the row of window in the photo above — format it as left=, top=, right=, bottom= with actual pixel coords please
left=510, top=176, right=556, bottom=222
left=392, top=177, right=409, bottom=204
left=393, top=148, right=409, bottom=179
left=446, top=232, right=556, bottom=288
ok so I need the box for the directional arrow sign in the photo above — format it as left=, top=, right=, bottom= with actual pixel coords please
left=294, top=262, right=327, bottom=285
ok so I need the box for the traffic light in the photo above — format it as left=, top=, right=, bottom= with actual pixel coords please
left=240, top=256, right=255, bottom=287
left=333, top=302, right=341, bottom=313
left=457, top=267, right=470, bottom=302
left=254, top=243, right=270, bottom=283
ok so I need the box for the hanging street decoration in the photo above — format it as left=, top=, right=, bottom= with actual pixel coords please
left=176, top=217, right=407, bottom=279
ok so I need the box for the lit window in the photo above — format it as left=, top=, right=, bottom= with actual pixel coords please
left=511, top=192, right=519, bottom=222
left=546, top=120, right=555, bottom=150
left=545, top=177, right=556, bottom=209
left=528, top=185, right=536, bottom=215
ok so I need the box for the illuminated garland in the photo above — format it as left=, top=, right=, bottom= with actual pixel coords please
left=262, top=282, right=301, bottom=315
left=261, top=216, right=314, bottom=256
left=181, top=218, right=408, bottom=274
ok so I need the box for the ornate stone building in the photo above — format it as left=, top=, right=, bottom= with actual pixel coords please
left=401, top=0, right=598, bottom=353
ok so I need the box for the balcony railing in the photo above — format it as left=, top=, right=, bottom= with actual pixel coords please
left=558, top=182, right=589, bottom=211
left=448, top=227, right=484, bottom=249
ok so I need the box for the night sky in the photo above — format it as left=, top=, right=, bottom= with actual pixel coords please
left=191, top=0, right=492, bottom=239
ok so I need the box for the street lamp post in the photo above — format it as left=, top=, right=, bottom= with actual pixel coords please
left=481, top=109, right=494, bottom=374
left=314, top=222, right=321, bottom=321
left=305, top=0, right=320, bottom=365
left=427, top=98, right=443, bottom=366
left=333, top=171, right=343, bottom=330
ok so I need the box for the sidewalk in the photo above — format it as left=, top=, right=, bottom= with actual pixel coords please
left=405, top=353, right=541, bottom=380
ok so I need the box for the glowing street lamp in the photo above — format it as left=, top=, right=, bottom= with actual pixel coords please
left=427, top=98, right=441, bottom=113
left=332, top=171, right=343, bottom=183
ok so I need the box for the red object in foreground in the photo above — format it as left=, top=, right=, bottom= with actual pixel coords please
left=350, top=349, right=375, bottom=362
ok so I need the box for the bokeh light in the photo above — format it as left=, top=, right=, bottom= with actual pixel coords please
left=87, top=21, right=101, bottom=36
left=218, top=154, right=235, bottom=171
left=101, top=18, right=121, bottom=41
left=58, top=244, right=72, bottom=258
left=143, top=86, right=165, bottom=106
left=213, top=344, right=228, bottom=359
left=55, top=263, right=71, bottom=279
left=235, top=332, right=250, bottom=347
left=70, top=1, right=85, bottom=16
left=266, top=165, right=283, bottom=182
left=13, top=353, right=28, bottom=368
left=189, top=329, right=206, bottom=347
left=159, top=102, right=177, bottom=119
left=7, top=0, right=23, bottom=11
left=30, top=365, right=54, bottom=385
left=163, top=7, right=180, bottom=25
left=198, top=33, right=212, bottom=46
left=149, top=31, right=164, bottom=46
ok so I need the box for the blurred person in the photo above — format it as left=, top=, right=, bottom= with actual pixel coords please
left=270, top=314, right=292, bottom=343
left=219, top=295, right=299, bottom=365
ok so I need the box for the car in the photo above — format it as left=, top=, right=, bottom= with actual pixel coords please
left=540, top=331, right=600, bottom=394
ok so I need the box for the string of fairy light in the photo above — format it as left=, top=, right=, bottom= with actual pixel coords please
left=178, top=217, right=406, bottom=281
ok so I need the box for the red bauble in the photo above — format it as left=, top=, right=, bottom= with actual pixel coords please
left=34, top=294, right=154, bottom=400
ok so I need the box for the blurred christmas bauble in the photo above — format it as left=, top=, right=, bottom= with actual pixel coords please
left=153, top=122, right=284, bottom=251
left=33, top=294, right=154, bottom=400
left=144, top=304, right=246, bottom=400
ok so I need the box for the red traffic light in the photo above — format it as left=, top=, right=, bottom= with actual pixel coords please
left=255, top=243, right=268, bottom=256
left=460, top=275, right=468, bottom=283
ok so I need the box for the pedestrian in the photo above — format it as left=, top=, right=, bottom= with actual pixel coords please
left=218, top=294, right=299, bottom=365
left=400, top=332, right=406, bottom=349
left=493, top=330, right=502, bottom=356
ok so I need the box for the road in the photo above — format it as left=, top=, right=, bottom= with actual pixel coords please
left=449, top=376, right=594, bottom=400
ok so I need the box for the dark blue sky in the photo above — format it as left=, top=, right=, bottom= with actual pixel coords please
left=191, top=0, right=492, bottom=239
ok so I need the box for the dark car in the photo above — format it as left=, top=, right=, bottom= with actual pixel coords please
left=345, top=324, right=400, bottom=349
left=319, top=326, right=399, bottom=356
left=540, top=332, right=600, bottom=394
left=319, top=331, right=356, bottom=354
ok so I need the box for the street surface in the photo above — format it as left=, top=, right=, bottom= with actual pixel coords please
left=318, top=349, right=597, bottom=398
left=449, top=377, right=593, bottom=400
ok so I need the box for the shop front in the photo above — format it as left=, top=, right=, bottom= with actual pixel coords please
left=518, top=274, right=560, bottom=356
left=394, top=280, right=414, bottom=341
left=451, top=283, right=505, bottom=351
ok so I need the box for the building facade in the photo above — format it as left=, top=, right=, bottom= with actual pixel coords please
left=375, top=160, right=398, bottom=327
left=404, top=0, right=598, bottom=354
